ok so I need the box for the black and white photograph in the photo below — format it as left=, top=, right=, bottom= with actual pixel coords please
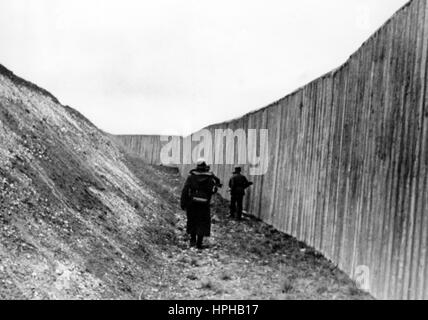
left=0, top=0, right=427, bottom=304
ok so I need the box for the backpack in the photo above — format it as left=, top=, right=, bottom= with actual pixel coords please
left=189, top=174, right=213, bottom=205
left=190, top=189, right=210, bottom=204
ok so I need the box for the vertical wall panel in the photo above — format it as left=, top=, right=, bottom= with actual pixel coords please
left=115, top=0, right=428, bottom=300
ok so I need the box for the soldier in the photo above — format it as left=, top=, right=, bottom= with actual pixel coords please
left=228, top=167, right=253, bottom=220
left=180, top=159, right=220, bottom=249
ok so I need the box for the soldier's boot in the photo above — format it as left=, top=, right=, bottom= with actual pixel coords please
left=190, top=234, right=197, bottom=247
left=229, top=206, right=235, bottom=219
left=196, top=235, right=204, bottom=250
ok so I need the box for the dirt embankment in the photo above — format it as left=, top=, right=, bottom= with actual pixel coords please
left=0, top=65, right=177, bottom=299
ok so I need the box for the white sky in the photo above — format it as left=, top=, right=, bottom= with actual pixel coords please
left=0, top=0, right=409, bottom=136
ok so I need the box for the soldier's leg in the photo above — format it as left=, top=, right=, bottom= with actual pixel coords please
left=190, top=233, right=197, bottom=247
left=230, top=195, right=237, bottom=218
left=196, top=234, right=204, bottom=249
left=237, top=195, right=244, bottom=220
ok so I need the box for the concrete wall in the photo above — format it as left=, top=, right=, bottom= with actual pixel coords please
left=116, top=0, right=428, bottom=300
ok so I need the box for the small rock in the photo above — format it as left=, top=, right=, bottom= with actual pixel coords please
left=191, top=258, right=202, bottom=267
left=187, top=274, right=198, bottom=281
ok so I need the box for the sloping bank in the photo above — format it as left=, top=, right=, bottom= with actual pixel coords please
left=116, top=0, right=428, bottom=300
left=0, top=64, right=178, bottom=299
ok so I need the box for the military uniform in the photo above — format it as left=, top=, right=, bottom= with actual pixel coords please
left=180, top=162, right=219, bottom=249
left=229, top=168, right=253, bottom=220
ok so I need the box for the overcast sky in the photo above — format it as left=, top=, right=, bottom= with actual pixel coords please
left=0, top=0, right=409, bottom=136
